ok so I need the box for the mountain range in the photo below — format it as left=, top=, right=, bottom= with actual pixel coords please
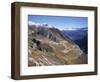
left=61, top=27, right=88, bottom=54
left=28, top=23, right=87, bottom=66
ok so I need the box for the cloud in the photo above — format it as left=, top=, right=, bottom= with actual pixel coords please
left=28, top=21, right=40, bottom=26
left=65, top=27, right=87, bottom=31
left=66, top=28, right=76, bottom=31
left=65, top=27, right=78, bottom=31
left=28, top=21, right=54, bottom=28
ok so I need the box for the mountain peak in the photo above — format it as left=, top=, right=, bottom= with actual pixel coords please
left=28, top=22, right=87, bottom=66
left=28, top=21, right=54, bottom=29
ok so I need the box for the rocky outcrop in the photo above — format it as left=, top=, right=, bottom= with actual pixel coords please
left=28, top=24, right=87, bottom=66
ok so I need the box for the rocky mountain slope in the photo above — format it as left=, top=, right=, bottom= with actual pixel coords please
left=28, top=24, right=87, bottom=66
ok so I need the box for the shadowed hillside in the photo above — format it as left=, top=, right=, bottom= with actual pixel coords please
left=62, top=28, right=88, bottom=54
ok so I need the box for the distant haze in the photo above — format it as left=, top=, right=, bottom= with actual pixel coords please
left=28, top=15, right=88, bottom=30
